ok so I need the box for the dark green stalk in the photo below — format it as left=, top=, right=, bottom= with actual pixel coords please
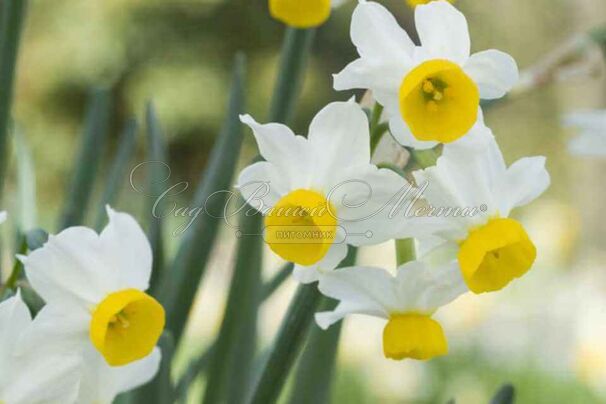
left=145, top=103, right=167, bottom=295
left=202, top=208, right=263, bottom=404
left=95, top=118, right=138, bottom=231
left=159, top=54, right=246, bottom=344
left=287, top=247, right=358, bottom=404
left=247, top=283, right=323, bottom=404
left=0, top=0, right=28, bottom=199
left=59, top=88, right=111, bottom=229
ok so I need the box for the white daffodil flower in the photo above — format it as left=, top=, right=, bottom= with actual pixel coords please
left=334, top=0, right=519, bottom=149
left=316, top=260, right=466, bottom=360
left=411, top=123, right=550, bottom=293
left=563, top=110, right=606, bottom=156
left=238, top=100, right=430, bottom=283
left=0, top=291, right=81, bottom=404
left=269, top=0, right=349, bottom=28
left=19, top=207, right=164, bottom=379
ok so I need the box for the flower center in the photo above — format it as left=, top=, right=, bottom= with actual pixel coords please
left=383, top=314, right=448, bottom=360
left=458, top=218, right=537, bottom=294
left=269, top=0, right=331, bottom=28
left=264, top=189, right=337, bottom=266
left=90, top=289, right=165, bottom=366
left=399, top=59, right=479, bottom=143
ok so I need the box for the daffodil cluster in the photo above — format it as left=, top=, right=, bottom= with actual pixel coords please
left=240, top=1, right=550, bottom=361
left=0, top=208, right=164, bottom=404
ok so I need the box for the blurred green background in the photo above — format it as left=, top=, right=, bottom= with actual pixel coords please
left=8, top=0, right=606, bottom=403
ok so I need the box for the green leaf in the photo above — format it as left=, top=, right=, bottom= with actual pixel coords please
left=203, top=208, right=263, bottom=404
left=59, top=88, right=111, bottom=230
left=94, top=118, right=138, bottom=231
left=287, top=247, right=358, bottom=404
left=130, top=332, right=176, bottom=404
left=268, top=28, right=315, bottom=122
left=175, top=262, right=292, bottom=400
left=13, top=126, right=37, bottom=232
left=490, top=384, right=515, bottom=404
left=158, top=53, right=246, bottom=344
left=248, top=283, right=323, bottom=404
left=0, top=0, right=28, bottom=198
left=144, top=104, right=167, bottom=295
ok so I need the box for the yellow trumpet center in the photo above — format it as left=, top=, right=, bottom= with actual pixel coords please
left=458, top=218, right=537, bottom=294
left=90, top=289, right=165, bottom=366
left=399, top=59, right=479, bottom=143
left=383, top=314, right=448, bottom=360
left=264, top=189, right=337, bottom=266
left=269, top=0, right=331, bottom=28
left=406, top=0, right=455, bottom=7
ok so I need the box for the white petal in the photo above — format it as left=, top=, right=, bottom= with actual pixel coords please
left=415, top=1, right=470, bottom=64
left=0, top=292, right=31, bottom=361
left=464, top=50, right=519, bottom=99
left=496, top=156, right=550, bottom=216
left=563, top=110, right=606, bottom=132
left=394, top=260, right=467, bottom=312
left=16, top=303, right=89, bottom=358
left=22, top=227, right=117, bottom=306
left=388, top=116, right=438, bottom=150
left=291, top=241, right=349, bottom=284
left=76, top=347, right=161, bottom=404
left=0, top=211, right=7, bottom=224
left=350, top=1, right=414, bottom=64
left=240, top=115, right=310, bottom=189
left=308, top=101, right=371, bottom=175
left=317, top=266, right=397, bottom=321
left=100, top=207, right=153, bottom=291
left=237, top=162, right=285, bottom=210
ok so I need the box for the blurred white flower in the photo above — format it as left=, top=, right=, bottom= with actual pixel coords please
left=238, top=100, right=430, bottom=283
left=18, top=207, right=163, bottom=399
left=0, top=291, right=81, bottom=404
left=563, top=110, right=606, bottom=156
left=316, top=260, right=466, bottom=360
left=334, top=1, right=518, bottom=149
left=412, top=124, right=550, bottom=293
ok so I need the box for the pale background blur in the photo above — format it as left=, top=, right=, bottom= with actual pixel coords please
left=8, top=0, right=606, bottom=402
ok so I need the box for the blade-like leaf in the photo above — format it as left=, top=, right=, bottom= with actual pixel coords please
left=145, top=104, right=167, bottom=295
left=0, top=0, right=28, bottom=198
left=203, top=207, right=263, bottom=404
left=94, top=118, right=138, bottom=231
left=158, top=53, right=246, bottom=344
left=13, top=126, right=37, bottom=233
left=287, top=247, right=358, bottom=404
left=13, top=129, right=38, bottom=233
left=59, top=88, right=111, bottom=229
left=491, top=384, right=515, bottom=404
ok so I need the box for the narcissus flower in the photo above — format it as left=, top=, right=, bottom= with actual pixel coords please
left=269, top=0, right=348, bottom=28
left=563, top=110, right=606, bottom=156
left=316, top=261, right=466, bottom=360
left=412, top=123, right=550, bottom=293
left=238, top=100, right=426, bottom=283
left=0, top=292, right=81, bottom=404
left=334, top=1, right=519, bottom=149
left=20, top=207, right=165, bottom=369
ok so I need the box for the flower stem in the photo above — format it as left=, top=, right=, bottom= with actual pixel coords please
left=369, top=103, right=388, bottom=156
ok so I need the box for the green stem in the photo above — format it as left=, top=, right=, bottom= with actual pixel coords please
left=0, top=235, right=27, bottom=297
left=395, top=238, right=416, bottom=266
left=409, top=147, right=440, bottom=169
left=369, top=103, right=388, bottom=156
left=268, top=28, right=316, bottom=123
left=0, top=0, right=28, bottom=199
left=287, top=247, right=358, bottom=404
left=247, top=283, right=323, bottom=404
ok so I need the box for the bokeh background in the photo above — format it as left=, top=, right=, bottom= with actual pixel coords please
left=7, top=0, right=606, bottom=402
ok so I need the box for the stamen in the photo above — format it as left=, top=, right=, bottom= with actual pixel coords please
left=433, top=91, right=443, bottom=101
left=422, top=80, right=435, bottom=94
